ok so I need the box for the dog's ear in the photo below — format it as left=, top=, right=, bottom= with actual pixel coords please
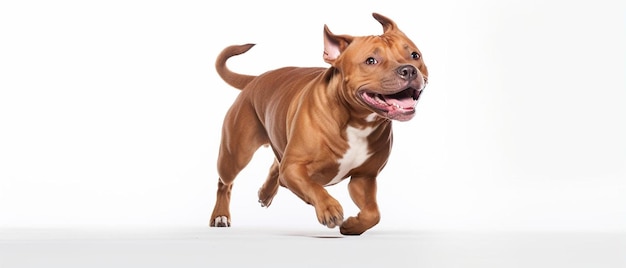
left=372, top=13, right=398, bottom=34
left=323, top=25, right=353, bottom=65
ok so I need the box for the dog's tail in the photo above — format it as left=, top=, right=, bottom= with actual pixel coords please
left=215, top=44, right=257, bottom=90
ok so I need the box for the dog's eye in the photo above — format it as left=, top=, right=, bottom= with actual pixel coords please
left=411, top=52, right=420, bottom=60
left=365, top=57, right=378, bottom=65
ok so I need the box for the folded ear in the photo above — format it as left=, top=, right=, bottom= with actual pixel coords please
left=323, top=25, right=353, bottom=65
left=372, top=13, right=398, bottom=34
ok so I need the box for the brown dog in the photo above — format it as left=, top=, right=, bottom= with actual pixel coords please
left=210, top=13, right=428, bottom=235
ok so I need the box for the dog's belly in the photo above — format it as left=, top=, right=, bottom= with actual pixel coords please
left=324, top=125, right=374, bottom=186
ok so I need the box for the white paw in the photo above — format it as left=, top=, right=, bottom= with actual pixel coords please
left=214, top=216, right=230, bottom=227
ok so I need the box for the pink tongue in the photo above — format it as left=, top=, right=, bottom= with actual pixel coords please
left=383, top=96, right=415, bottom=108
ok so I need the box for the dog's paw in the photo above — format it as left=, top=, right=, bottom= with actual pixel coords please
left=340, top=213, right=380, bottom=235
left=315, top=199, right=344, bottom=229
left=258, top=187, right=277, bottom=208
left=258, top=198, right=272, bottom=208
left=339, top=216, right=365, bottom=235
left=211, top=216, right=231, bottom=227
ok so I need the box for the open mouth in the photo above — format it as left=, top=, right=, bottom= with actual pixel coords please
left=359, top=87, right=421, bottom=120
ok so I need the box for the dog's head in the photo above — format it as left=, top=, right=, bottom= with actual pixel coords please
left=323, top=13, right=429, bottom=122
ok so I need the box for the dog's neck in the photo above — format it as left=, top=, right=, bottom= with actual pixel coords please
left=318, top=67, right=389, bottom=129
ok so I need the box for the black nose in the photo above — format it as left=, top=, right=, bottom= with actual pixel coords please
left=397, top=65, right=418, bottom=81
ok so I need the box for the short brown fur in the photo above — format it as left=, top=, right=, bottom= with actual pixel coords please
left=210, top=13, right=428, bottom=235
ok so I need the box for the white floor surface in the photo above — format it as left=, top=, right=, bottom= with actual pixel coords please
left=1, top=227, right=624, bottom=268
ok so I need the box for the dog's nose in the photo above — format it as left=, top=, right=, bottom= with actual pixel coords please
left=397, top=65, right=418, bottom=81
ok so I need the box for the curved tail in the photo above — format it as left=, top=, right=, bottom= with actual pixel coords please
left=215, top=44, right=257, bottom=90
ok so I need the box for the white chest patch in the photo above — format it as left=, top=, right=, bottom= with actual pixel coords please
left=325, top=125, right=374, bottom=186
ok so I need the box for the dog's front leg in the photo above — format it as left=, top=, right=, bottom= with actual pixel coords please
left=340, top=175, right=380, bottom=235
left=280, top=163, right=344, bottom=228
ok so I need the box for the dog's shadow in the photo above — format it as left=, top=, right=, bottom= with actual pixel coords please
left=308, top=234, right=344, bottom=239
left=283, top=232, right=345, bottom=239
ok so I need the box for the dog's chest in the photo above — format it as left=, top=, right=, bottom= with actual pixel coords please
left=325, top=125, right=374, bottom=186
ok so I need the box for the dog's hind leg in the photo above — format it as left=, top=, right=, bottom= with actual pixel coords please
left=210, top=100, right=268, bottom=227
left=258, top=158, right=280, bottom=207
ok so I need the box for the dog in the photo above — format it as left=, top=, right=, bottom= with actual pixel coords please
left=210, top=13, right=428, bottom=235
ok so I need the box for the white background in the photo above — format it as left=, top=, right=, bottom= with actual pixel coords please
left=0, top=0, right=624, bottom=232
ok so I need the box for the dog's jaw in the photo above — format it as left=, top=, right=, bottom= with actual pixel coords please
left=357, top=87, right=421, bottom=121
